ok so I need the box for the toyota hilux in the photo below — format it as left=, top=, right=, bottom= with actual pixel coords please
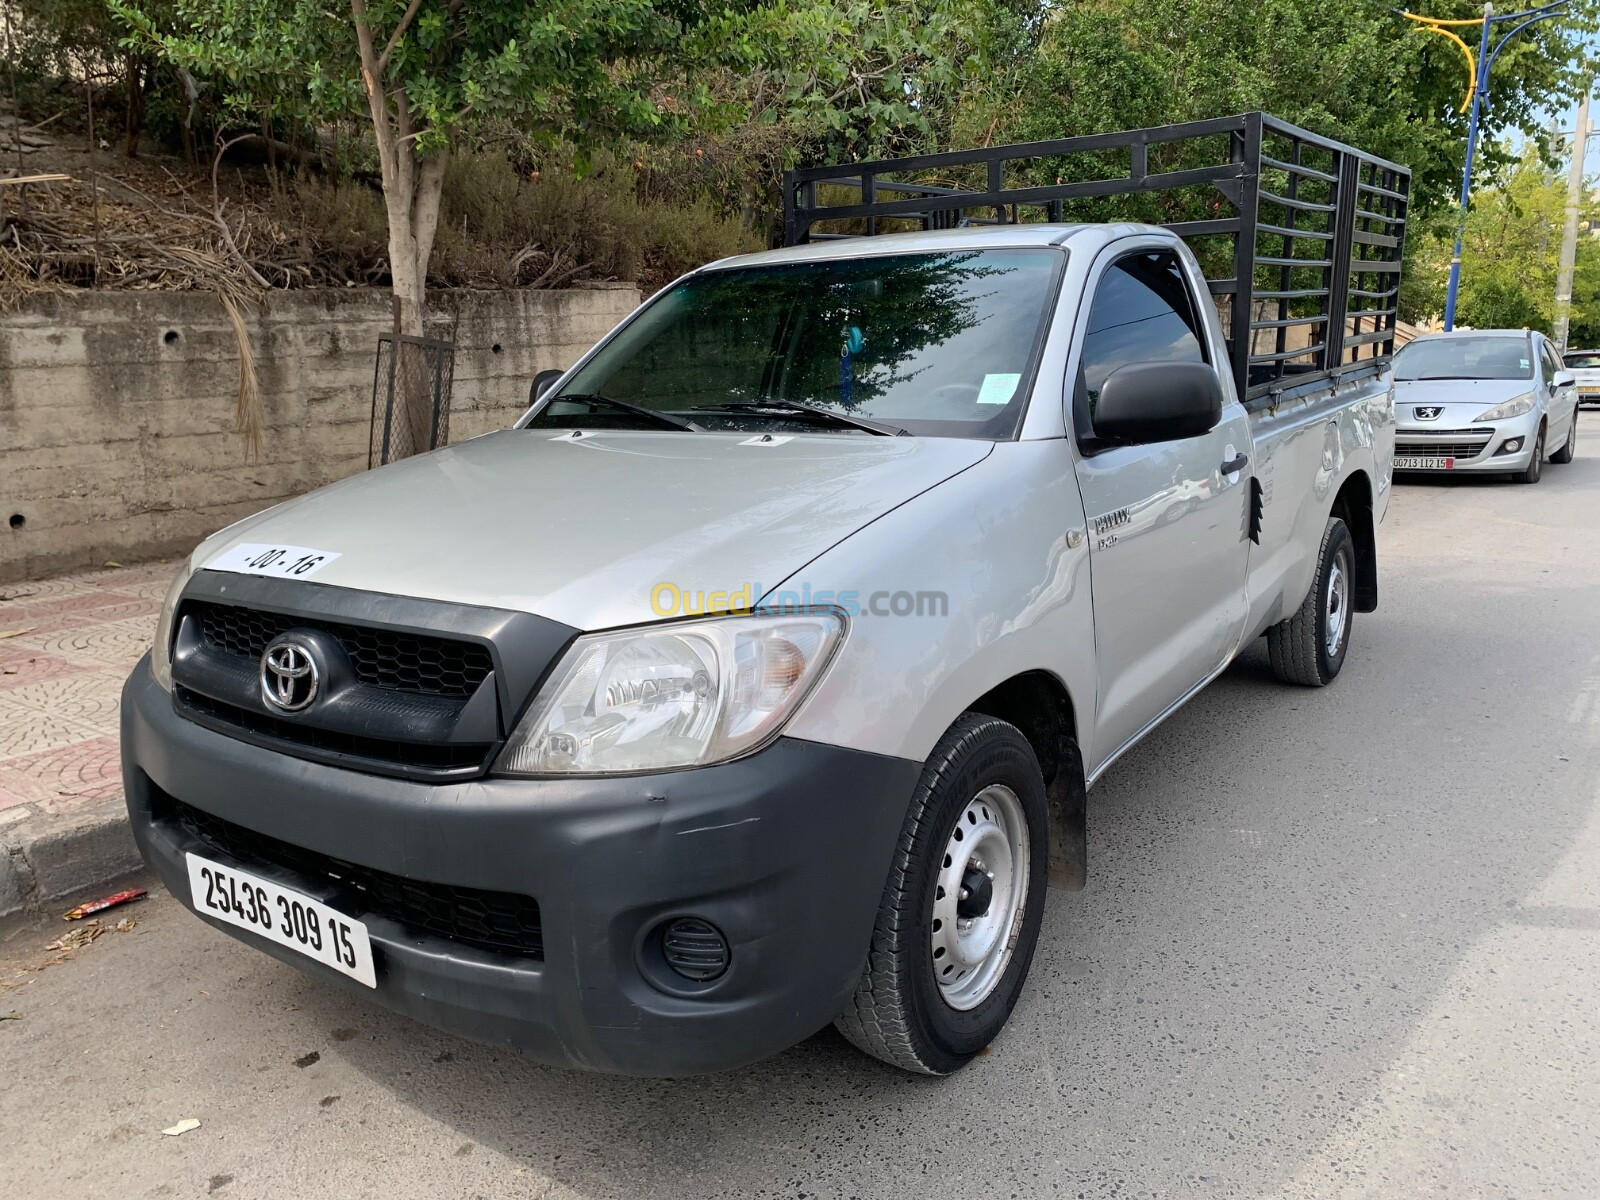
left=122, top=114, right=1405, bottom=1076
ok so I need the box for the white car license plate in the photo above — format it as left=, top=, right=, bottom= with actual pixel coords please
left=1394, top=455, right=1452, bottom=470
left=187, top=852, right=375, bottom=987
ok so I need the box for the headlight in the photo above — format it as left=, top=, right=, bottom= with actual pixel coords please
left=496, top=612, right=844, bottom=776
left=149, top=563, right=193, bottom=692
left=1474, top=393, right=1535, bottom=423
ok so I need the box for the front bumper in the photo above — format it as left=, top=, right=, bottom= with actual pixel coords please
left=1394, top=411, right=1540, bottom=474
left=122, top=657, right=920, bottom=1075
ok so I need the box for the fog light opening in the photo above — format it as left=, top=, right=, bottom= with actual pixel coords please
left=1497, top=438, right=1523, bottom=456
left=660, top=917, right=730, bottom=982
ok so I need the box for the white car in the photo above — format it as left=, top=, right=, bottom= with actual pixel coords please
left=1392, top=330, right=1580, bottom=483
left=1565, top=349, right=1600, bottom=407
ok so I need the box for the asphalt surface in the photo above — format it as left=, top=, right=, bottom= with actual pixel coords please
left=5, top=411, right=1600, bottom=1200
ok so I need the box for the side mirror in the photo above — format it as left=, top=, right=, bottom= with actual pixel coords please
left=1092, top=362, right=1223, bottom=444
left=1554, top=369, right=1576, bottom=389
left=530, top=368, right=564, bottom=405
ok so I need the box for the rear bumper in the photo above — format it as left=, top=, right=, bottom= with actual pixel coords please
left=122, top=657, right=920, bottom=1075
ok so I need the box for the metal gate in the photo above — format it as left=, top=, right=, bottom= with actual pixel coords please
left=369, top=333, right=455, bottom=467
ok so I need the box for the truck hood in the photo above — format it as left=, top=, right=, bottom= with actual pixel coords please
left=1393, top=378, right=1536, bottom=425
left=193, top=429, right=992, bottom=630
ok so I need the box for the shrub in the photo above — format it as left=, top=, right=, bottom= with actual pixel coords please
left=271, top=152, right=763, bottom=292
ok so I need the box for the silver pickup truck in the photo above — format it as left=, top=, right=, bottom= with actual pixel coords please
left=121, top=114, right=1407, bottom=1075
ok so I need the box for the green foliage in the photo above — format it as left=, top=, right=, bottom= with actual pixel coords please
left=986, top=0, right=1598, bottom=220
left=1404, top=146, right=1600, bottom=341
left=711, top=0, right=1031, bottom=158
left=109, top=0, right=702, bottom=155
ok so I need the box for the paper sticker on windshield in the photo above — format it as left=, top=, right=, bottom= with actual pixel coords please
left=205, top=543, right=341, bottom=580
left=977, top=373, right=1022, bottom=405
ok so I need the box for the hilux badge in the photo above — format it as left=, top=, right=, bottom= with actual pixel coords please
left=260, top=639, right=319, bottom=712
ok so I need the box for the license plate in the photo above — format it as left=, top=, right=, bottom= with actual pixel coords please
left=1394, top=455, right=1453, bottom=470
left=187, top=852, right=375, bottom=987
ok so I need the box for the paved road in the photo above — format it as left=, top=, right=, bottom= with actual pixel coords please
left=5, top=413, right=1600, bottom=1200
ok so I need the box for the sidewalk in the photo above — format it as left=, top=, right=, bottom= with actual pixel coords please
left=0, top=560, right=177, bottom=919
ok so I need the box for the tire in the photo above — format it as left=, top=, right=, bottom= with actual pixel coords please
left=1551, top=415, right=1576, bottom=464
left=1515, top=422, right=1546, bottom=483
left=1267, top=516, right=1355, bottom=687
left=835, top=713, right=1049, bottom=1075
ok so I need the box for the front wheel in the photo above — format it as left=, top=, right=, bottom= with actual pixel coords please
left=834, top=713, right=1049, bottom=1074
left=1551, top=415, right=1577, bottom=465
left=1515, top=421, right=1546, bottom=483
left=1267, top=516, right=1355, bottom=687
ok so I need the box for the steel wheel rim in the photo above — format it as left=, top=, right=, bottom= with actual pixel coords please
left=931, top=783, right=1030, bottom=1011
left=1325, top=555, right=1348, bottom=658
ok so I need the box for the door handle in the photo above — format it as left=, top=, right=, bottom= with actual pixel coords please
left=1220, top=452, right=1249, bottom=474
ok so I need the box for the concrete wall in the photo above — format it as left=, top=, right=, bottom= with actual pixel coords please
left=0, top=285, right=639, bottom=584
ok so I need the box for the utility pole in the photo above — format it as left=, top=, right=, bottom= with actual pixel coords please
left=1554, top=86, right=1591, bottom=352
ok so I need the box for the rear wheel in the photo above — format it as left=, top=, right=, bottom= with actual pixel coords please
left=1515, top=422, right=1546, bottom=483
left=1551, top=415, right=1577, bottom=464
left=1267, top=516, right=1354, bottom=687
left=835, top=713, right=1049, bottom=1074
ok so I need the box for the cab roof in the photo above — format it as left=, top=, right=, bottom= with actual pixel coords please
left=702, top=222, right=1169, bottom=271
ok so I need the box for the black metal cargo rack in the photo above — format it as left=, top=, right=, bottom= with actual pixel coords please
left=782, top=112, right=1410, bottom=407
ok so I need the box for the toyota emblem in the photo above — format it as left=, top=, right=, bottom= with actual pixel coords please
left=260, top=638, right=319, bottom=712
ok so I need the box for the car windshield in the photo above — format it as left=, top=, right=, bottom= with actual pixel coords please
left=529, top=249, right=1065, bottom=439
left=1393, top=336, right=1533, bottom=381
left=1565, top=351, right=1600, bottom=369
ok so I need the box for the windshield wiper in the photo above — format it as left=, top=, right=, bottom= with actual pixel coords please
left=548, top=393, right=703, bottom=432
left=690, top=400, right=907, bottom=437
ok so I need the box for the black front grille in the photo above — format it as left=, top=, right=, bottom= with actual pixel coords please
left=188, top=601, right=492, bottom=696
left=1396, top=431, right=1492, bottom=460
left=175, top=687, right=491, bottom=775
left=154, top=789, right=544, bottom=959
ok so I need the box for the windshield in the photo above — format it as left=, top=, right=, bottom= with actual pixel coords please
left=1393, top=336, right=1533, bottom=381
left=531, top=249, right=1064, bottom=438
left=1565, top=351, right=1600, bottom=369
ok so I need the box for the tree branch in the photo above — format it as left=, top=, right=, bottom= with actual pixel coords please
left=210, top=132, right=271, bottom=288
left=377, top=0, right=426, bottom=75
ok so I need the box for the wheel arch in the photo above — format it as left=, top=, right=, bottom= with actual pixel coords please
left=963, top=670, right=1087, bottom=891
left=1331, top=469, right=1378, bottom=613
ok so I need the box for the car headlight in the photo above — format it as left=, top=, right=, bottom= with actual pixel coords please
left=1474, top=392, right=1535, bottom=423
left=496, top=612, right=844, bottom=776
left=149, top=562, right=195, bottom=692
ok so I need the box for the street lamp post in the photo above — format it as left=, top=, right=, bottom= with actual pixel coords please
left=1404, top=2, right=1571, bottom=330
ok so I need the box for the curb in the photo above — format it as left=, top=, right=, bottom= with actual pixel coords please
left=0, top=801, right=143, bottom=922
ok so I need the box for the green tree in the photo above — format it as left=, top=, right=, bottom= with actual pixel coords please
left=113, top=0, right=715, bottom=452
left=1405, top=145, right=1599, bottom=337
left=970, top=0, right=1597, bottom=219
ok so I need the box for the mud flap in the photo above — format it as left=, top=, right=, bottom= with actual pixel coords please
left=1046, top=737, right=1087, bottom=890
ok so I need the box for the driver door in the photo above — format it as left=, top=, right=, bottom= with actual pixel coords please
left=1071, top=247, right=1253, bottom=772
